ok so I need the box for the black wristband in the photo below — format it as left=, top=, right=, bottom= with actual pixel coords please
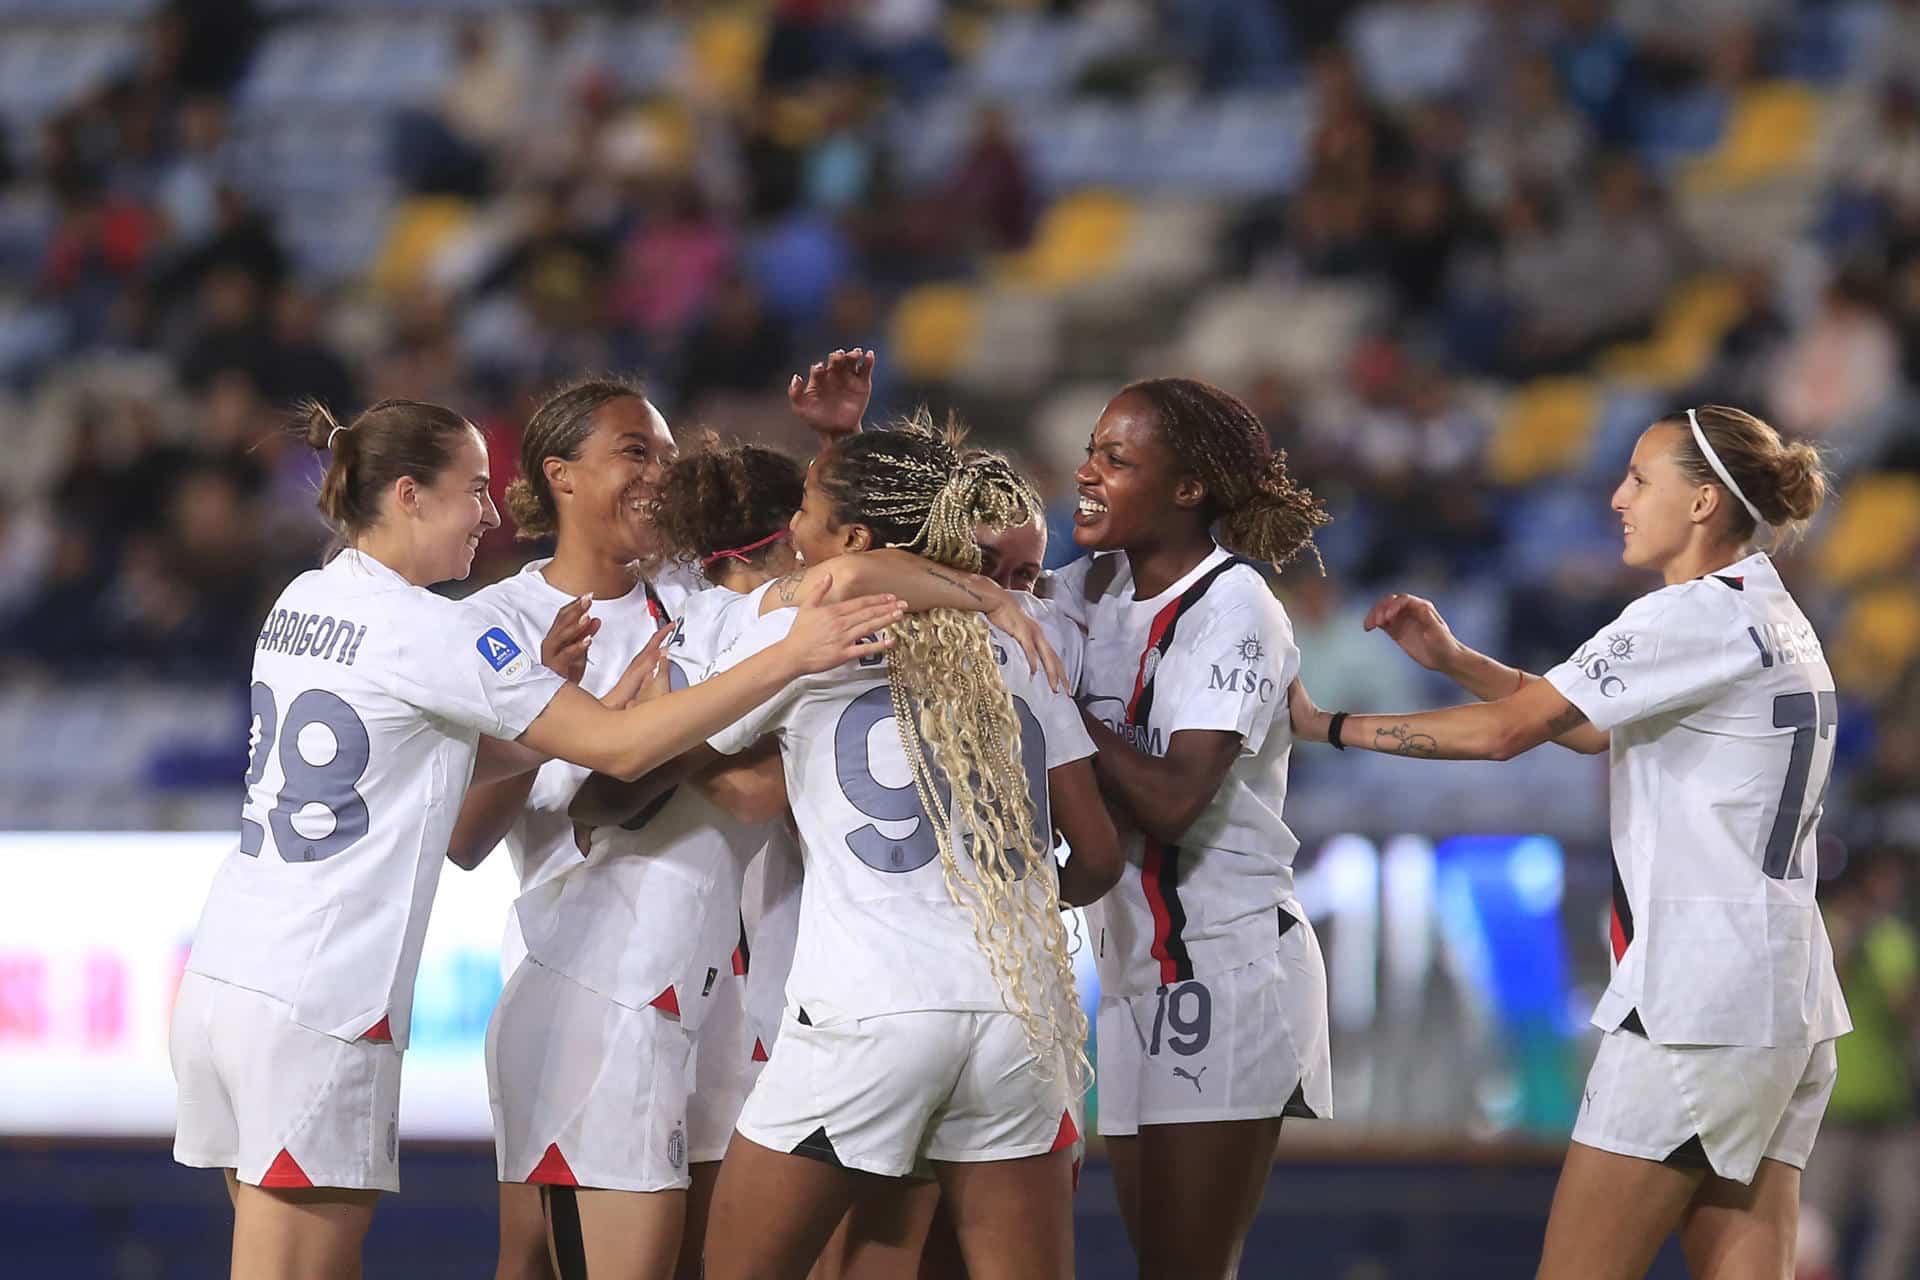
left=1328, top=711, right=1349, bottom=750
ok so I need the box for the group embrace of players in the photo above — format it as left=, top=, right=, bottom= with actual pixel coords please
left=170, top=348, right=1851, bottom=1280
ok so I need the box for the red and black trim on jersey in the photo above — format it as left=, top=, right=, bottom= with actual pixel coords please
left=641, top=578, right=671, bottom=626
left=1609, top=858, right=1634, bottom=963
left=1125, top=555, right=1250, bottom=985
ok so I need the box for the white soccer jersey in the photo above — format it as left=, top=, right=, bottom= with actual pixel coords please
left=1546, top=552, right=1851, bottom=1047
left=1052, top=546, right=1304, bottom=997
left=1014, top=591, right=1086, bottom=696
left=708, top=585, right=1096, bottom=1018
left=510, top=583, right=768, bottom=1031
left=740, top=822, right=804, bottom=1049
left=468, top=560, right=678, bottom=897
left=185, top=550, right=565, bottom=1048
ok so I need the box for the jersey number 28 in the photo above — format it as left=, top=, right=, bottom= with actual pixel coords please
left=239, top=683, right=372, bottom=862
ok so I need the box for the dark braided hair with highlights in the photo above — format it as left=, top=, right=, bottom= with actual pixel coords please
left=1120, top=377, right=1329, bottom=569
left=649, top=434, right=805, bottom=581
left=812, top=410, right=1085, bottom=1089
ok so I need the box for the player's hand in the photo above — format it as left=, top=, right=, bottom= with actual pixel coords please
left=1363, top=592, right=1461, bottom=674
left=604, top=626, right=672, bottom=710
left=788, top=348, right=874, bottom=443
left=986, top=591, right=1067, bottom=692
left=779, top=573, right=904, bottom=675
left=541, top=594, right=600, bottom=683
left=633, top=644, right=675, bottom=706
left=572, top=822, right=593, bottom=856
left=1288, top=677, right=1330, bottom=742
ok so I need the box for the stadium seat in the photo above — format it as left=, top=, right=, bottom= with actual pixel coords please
left=369, top=195, right=474, bottom=296
left=1171, top=281, right=1382, bottom=390
left=1487, top=377, right=1600, bottom=486
left=1684, top=82, right=1824, bottom=192
left=995, top=191, right=1136, bottom=291
left=1815, top=471, right=1920, bottom=588
left=1832, top=584, right=1920, bottom=695
left=888, top=283, right=983, bottom=382
left=685, top=11, right=767, bottom=109
left=1597, top=275, right=1748, bottom=388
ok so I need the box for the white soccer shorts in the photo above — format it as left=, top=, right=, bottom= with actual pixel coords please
left=171, top=970, right=403, bottom=1193
left=1572, top=1024, right=1838, bottom=1184
left=735, top=1003, right=1080, bottom=1179
left=1096, top=921, right=1332, bottom=1136
left=688, top=975, right=767, bottom=1164
left=487, top=959, right=695, bottom=1193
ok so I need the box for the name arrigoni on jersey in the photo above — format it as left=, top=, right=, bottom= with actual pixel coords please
left=255, top=608, right=370, bottom=665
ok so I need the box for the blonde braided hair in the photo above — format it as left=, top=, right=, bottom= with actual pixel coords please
left=817, top=412, right=1090, bottom=1089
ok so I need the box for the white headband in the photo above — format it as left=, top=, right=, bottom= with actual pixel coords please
left=327, top=425, right=347, bottom=449
left=1687, top=408, right=1765, bottom=528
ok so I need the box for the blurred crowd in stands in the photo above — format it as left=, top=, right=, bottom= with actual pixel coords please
left=0, top=0, right=1915, bottom=858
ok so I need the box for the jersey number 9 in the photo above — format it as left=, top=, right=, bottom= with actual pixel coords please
left=833, top=685, right=1049, bottom=875
left=239, top=684, right=373, bottom=862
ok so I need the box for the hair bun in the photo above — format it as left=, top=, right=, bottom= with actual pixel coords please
left=1770, top=440, right=1827, bottom=525
left=300, top=400, right=344, bottom=452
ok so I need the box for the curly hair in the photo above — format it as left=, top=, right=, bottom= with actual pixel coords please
left=504, top=376, right=648, bottom=540
left=1120, top=377, right=1329, bottom=569
left=816, top=411, right=1087, bottom=1088
left=650, top=433, right=805, bottom=579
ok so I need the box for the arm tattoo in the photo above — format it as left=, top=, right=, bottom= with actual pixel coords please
left=1545, top=705, right=1590, bottom=737
left=924, top=566, right=984, bottom=604
left=1374, top=722, right=1439, bottom=758
left=774, top=571, right=805, bottom=605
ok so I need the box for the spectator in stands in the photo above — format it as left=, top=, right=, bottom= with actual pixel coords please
left=612, top=178, right=733, bottom=346
left=676, top=270, right=790, bottom=409
left=1799, top=848, right=1920, bottom=1280
left=1767, top=272, right=1902, bottom=442
left=1463, top=53, right=1593, bottom=210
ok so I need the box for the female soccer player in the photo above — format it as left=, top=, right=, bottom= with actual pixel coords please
left=568, top=437, right=1082, bottom=1280
left=169, top=397, right=903, bottom=1280
left=692, top=418, right=1122, bottom=1280
left=1290, top=405, right=1850, bottom=1279
left=443, top=377, right=693, bottom=1280
left=1056, top=376, right=1333, bottom=1279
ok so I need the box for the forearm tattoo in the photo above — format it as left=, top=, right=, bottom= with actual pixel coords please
left=924, top=566, right=984, bottom=604
left=1545, top=705, right=1590, bottom=737
left=1374, top=722, right=1439, bottom=758
left=774, top=571, right=805, bottom=605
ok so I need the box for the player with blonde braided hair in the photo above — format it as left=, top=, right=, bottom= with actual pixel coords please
left=695, top=412, right=1121, bottom=1280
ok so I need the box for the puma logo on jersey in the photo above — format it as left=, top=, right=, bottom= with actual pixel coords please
left=477, top=627, right=530, bottom=678
left=1172, top=1065, right=1207, bottom=1094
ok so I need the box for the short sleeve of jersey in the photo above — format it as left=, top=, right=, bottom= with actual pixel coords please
left=1545, top=590, right=1743, bottom=732
left=384, top=599, right=567, bottom=739
left=1013, top=593, right=1086, bottom=695
left=1152, top=587, right=1298, bottom=756
left=705, top=605, right=802, bottom=755
left=1033, top=682, right=1095, bottom=769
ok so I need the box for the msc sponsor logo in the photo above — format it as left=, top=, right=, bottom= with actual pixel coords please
left=1207, top=665, right=1276, bottom=702
left=1570, top=643, right=1628, bottom=698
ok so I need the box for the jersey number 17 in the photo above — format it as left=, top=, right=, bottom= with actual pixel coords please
left=1761, top=690, right=1837, bottom=881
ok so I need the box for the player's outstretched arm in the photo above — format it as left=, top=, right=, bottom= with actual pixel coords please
left=1364, top=592, right=1608, bottom=755
left=1288, top=675, right=1591, bottom=762
left=1050, top=758, right=1121, bottom=907
left=761, top=548, right=1066, bottom=690
left=520, top=582, right=905, bottom=781
left=1079, top=719, right=1243, bottom=847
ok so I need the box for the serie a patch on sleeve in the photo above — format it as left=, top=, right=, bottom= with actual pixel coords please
left=477, top=626, right=531, bottom=679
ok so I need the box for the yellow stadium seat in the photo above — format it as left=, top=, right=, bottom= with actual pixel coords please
left=1832, top=585, right=1920, bottom=695
left=1685, top=82, right=1824, bottom=192
left=1816, top=472, right=1920, bottom=587
left=369, top=196, right=473, bottom=296
left=1487, top=377, right=1601, bottom=485
left=1599, top=276, right=1748, bottom=388
left=889, top=284, right=983, bottom=382
left=687, top=11, right=768, bottom=109
left=995, top=191, right=1137, bottom=291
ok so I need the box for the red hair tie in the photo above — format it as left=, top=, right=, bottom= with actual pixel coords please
left=700, top=528, right=790, bottom=569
